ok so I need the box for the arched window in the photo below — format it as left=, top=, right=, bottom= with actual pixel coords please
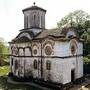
left=66, top=31, right=76, bottom=38
left=34, top=60, right=38, bottom=69
left=46, top=60, right=51, bottom=70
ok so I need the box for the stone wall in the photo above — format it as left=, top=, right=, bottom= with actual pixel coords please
left=24, top=10, right=45, bottom=29
left=9, top=38, right=83, bottom=84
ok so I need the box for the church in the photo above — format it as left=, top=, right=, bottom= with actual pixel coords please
left=9, top=3, right=83, bottom=84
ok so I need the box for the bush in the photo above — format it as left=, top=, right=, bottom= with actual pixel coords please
left=84, top=57, right=90, bottom=64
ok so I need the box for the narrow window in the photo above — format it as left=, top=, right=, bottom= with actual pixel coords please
left=46, top=60, right=51, bottom=70
left=41, top=16, right=43, bottom=27
left=26, top=16, right=28, bottom=28
left=24, top=16, right=28, bottom=28
left=15, top=60, right=18, bottom=70
left=34, top=15, right=36, bottom=26
left=34, top=60, right=38, bottom=69
left=11, top=58, right=13, bottom=65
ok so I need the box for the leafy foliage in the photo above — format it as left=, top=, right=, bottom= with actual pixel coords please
left=0, top=66, right=9, bottom=76
left=0, top=41, right=5, bottom=65
left=0, top=39, right=9, bottom=65
left=84, top=56, right=90, bottom=64
left=57, top=10, right=90, bottom=28
left=57, top=10, right=90, bottom=63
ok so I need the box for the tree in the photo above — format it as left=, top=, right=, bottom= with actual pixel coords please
left=81, top=28, right=90, bottom=56
left=57, top=10, right=90, bottom=59
left=57, top=10, right=90, bottom=29
left=0, top=41, right=5, bottom=65
left=0, top=38, right=9, bottom=65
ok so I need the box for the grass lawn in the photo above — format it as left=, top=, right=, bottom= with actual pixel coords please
left=0, top=66, right=41, bottom=90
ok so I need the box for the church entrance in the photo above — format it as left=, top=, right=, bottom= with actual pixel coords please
left=71, top=69, right=75, bottom=82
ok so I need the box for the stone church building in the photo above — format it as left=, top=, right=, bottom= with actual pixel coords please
left=9, top=3, right=83, bottom=84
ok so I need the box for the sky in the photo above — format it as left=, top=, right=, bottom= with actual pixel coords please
left=0, top=0, right=90, bottom=42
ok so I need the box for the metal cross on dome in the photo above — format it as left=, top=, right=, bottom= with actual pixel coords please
left=33, top=2, right=36, bottom=6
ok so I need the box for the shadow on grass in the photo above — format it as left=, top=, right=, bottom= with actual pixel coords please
left=0, top=76, right=41, bottom=90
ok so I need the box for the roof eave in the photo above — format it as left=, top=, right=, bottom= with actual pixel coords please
left=22, top=7, right=46, bottom=13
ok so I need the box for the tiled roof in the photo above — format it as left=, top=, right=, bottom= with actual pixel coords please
left=16, top=31, right=34, bottom=39
left=35, top=29, right=65, bottom=39
left=12, top=30, right=34, bottom=42
left=11, top=27, right=78, bottom=43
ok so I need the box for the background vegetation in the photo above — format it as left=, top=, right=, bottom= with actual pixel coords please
left=57, top=10, right=90, bottom=64
left=0, top=38, right=9, bottom=66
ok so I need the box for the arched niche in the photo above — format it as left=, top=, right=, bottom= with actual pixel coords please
left=19, top=48, right=24, bottom=56
left=70, top=39, right=78, bottom=55
left=25, top=47, right=32, bottom=56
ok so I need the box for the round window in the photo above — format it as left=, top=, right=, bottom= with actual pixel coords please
left=33, top=49, right=37, bottom=55
left=45, top=46, right=52, bottom=55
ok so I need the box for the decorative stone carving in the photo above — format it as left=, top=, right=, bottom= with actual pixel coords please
left=33, top=49, right=37, bottom=55
left=42, top=39, right=54, bottom=49
left=32, top=43, right=39, bottom=55
left=12, top=46, right=18, bottom=55
left=45, top=46, right=52, bottom=55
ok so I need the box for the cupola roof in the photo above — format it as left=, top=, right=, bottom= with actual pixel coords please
left=22, top=2, right=46, bottom=12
